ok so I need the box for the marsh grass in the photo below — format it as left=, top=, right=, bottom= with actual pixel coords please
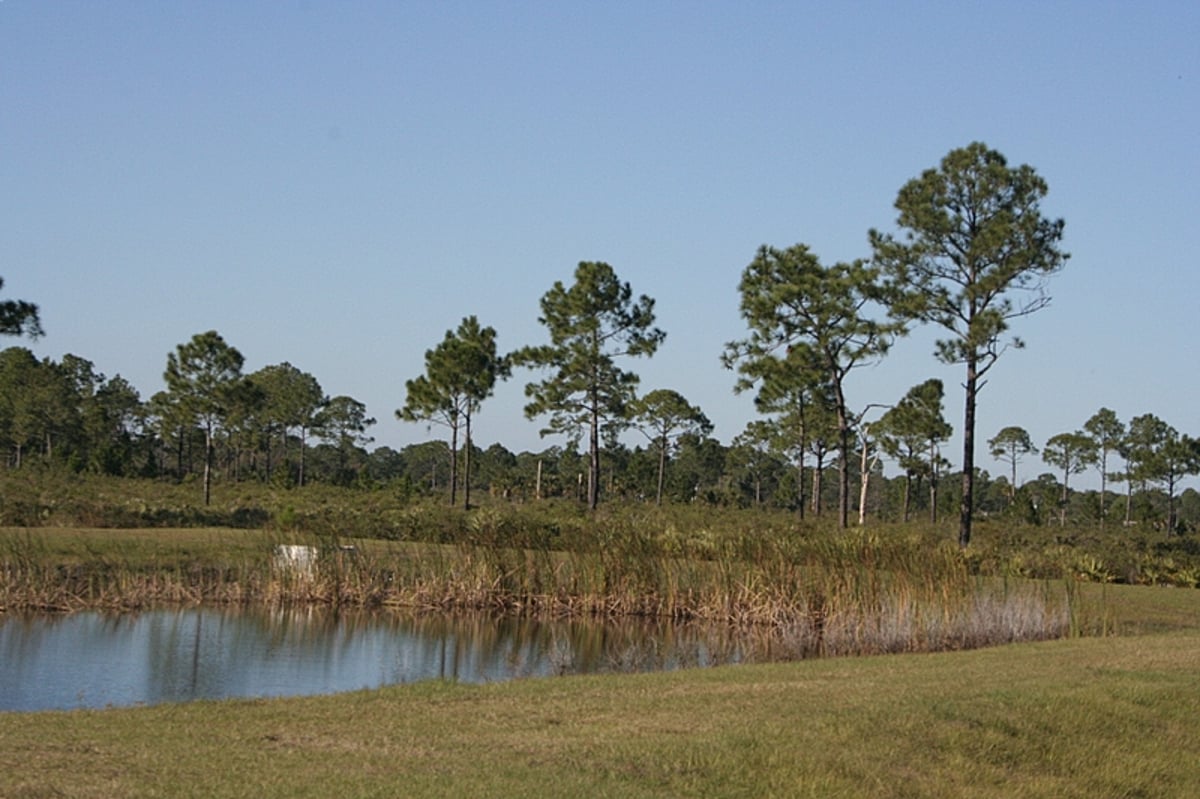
left=2, top=514, right=1078, bottom=656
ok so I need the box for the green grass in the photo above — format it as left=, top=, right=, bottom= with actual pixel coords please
left=1, top=582, right=1198, bottom=798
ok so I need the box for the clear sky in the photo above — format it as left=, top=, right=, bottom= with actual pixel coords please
left=3, top=2, right=1197, bottom=489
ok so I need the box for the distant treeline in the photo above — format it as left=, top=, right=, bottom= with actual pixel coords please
left=1, top=344, right=1198, bottom=532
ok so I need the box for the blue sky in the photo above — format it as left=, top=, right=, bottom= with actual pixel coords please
left=3, top=2, right=1197, bottom=488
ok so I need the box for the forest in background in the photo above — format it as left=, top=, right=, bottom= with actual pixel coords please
left=1, top=341, right=1198, bottom=536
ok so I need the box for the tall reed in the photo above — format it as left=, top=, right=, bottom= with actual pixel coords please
left=2, top=515, right=1082, bottom=656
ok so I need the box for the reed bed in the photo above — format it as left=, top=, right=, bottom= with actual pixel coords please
left=1, top=518, right=1083, bottom=656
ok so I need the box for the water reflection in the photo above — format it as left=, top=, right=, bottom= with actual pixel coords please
left=0, top=608, right=789, bottom=712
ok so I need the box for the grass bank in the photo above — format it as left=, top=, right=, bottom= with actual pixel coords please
left=1, top=582, right=1197, bottom=798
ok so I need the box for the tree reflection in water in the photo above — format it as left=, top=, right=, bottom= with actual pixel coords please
left=0, top=607, right=805, bottom=712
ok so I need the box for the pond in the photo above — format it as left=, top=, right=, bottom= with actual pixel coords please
left=0, top=608, right=795, bottom=712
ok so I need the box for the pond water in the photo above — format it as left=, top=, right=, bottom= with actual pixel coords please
left=0, top=608, right=789, bottom=712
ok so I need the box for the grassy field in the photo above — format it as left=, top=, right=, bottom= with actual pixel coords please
left=1, top=581, right=1197, bottom=798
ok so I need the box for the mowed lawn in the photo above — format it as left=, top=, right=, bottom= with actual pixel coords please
left=1, top=583, right=1198, bottom=798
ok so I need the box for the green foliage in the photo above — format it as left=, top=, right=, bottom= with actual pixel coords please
left=1084, top=407, right=1126, bottom=525
left=1124, top=414, right=1200, bottom=532
left=725, top=330, right=844, bottom=520
left=249, top=362, right=325, bottom=486
left=1042, top=431, right=1099, bottom=525
left=964, top=519, right=1200, bottom=588
left=0, top=350, right=143, bottom=474
left=666, top=434, right=726, bottom=504
left=397, top=315, right=508, bottom=508
left=0, top=343, right=380, bottom=492
left=628, top=388, right=712, bottom=505
left=988, top=425, right=1037, bottom=499
left=163, top=331, right=248, bottom=505
left=727, top=420, right=786, bottom=508
left=312, top=396, right=376, bottom=485
left=872, top=143, right=1069, bottom=366
left=0, top=276, right=42, bottom=338
left=872, top=142, right=1069, bottom=546
left=876, top=379, right=953, bottom=522
left=0, top=347, right=54, bottom=467
left=513, top=261, right=665, bottom=509
left=724, top=243, right=902, bottom=527
left=163, top=331, right=246, bottom=427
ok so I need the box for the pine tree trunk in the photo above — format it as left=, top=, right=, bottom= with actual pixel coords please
left=1098, top=451, right=1108, bottom=528
left=959, top=357, right=978, bottom=548
left=1167, top=475, right=1178, bottom=534
left=463, top=411, right=472, bottom=510
left=930, top=478, right=939, bottom=524
left=298, top=427, right=308, bottom=487
left=655, top=435, right=666, bottom=505
left=796, top=459, right=806, bottom=520
left=858, top=435, right=871, bottom=526
left=588, top=397, right=600, bottom=510
left=812, top=454, right=824, bottom=516
left=1059, top=471, right=1068, bottom=527
left=448, top=417, right=459, bottom=507
left=203, top=422, right=214, bottom=507
left=265, top=426, right=273, bottom=483
left=795, top=416, right=807, bottom=520
left=837, top=406, right=850, bottom=529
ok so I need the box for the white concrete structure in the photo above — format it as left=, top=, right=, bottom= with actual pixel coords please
left=273, top=544, right=318, bottom=578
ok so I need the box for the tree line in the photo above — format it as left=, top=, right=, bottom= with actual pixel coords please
left=3, top=339, right=1194, bottom=533
left=989, top=410, right=1200, bottom=533
left=19, top=143, right=1194, bottom=539
left=0, top=340, right=376, bottom=497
